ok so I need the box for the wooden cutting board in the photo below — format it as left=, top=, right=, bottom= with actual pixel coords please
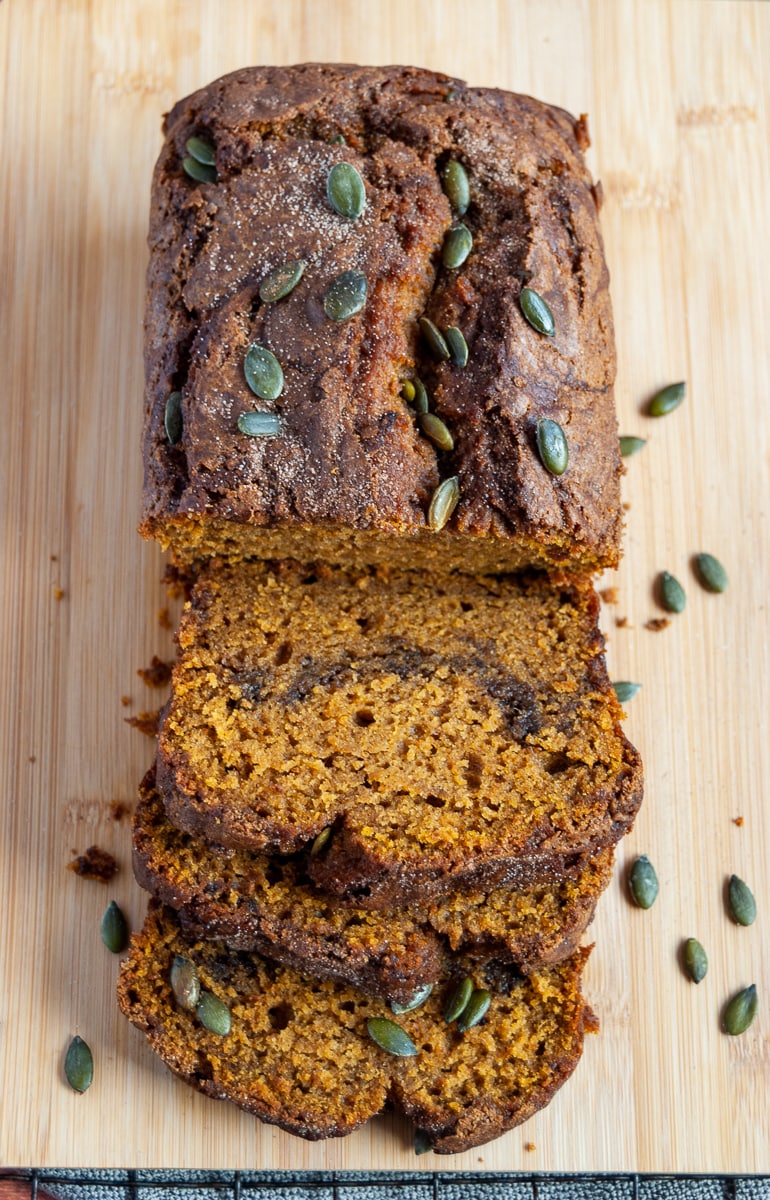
left=2, top=0, right=769, bottom=1172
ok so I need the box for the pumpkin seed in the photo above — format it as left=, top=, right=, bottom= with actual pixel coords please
left=443, top=160, right=470, bottom=215
left=457, top=988, right=491, bottom=1032
left=443, top=976, right=473, bottom=1024
left=185, top=136, right=215, bottom=166
left=197, top=990, right=231, bottom=1036
left=366, top=1017, right=418, bottom=1057
left=536, top=418, right=569, bottom=475
left=170, top=955, right=200, bottom=1012
left=428, top=476, right=460, bottom=532
left=723, top=984, right=758, bottom=1036
left=100, top=900, right=128, bottom=954
left=64, top=1036, right=93, bottom=1093
left=619, top=436, right=646, bottom=457
left=442, top=223, right=473, bottom=269
left=390, top=984, right=433, bottom=1015
left=182, top=156, right=216, bottom=184
left=694, top=552, right=728, bottom=594
left=659, top=571, right=686, bottom=613
left=323, top=270, right=367, bottom=321
left=326, top=162, right=366, bottom=220
left=400, top=380, right=416, bottom=404
left=728, top=874, right=756, bottom=926
left=445, top=326, right=468, bottom=367
left=649, top=381, right=685, bottom=417
left=629, top=854, right=659, bottom=909
left=412, top=378, right=429, bottom=415
left=331, top=134, right=346, bottom=145
left=414, top=1129, right=433, bottom=1155
left=164, top=391, right=183, bottom=445
left=237, top=412, right=282, bottom=438
left=244, top=344, right=284, bottom=401
left=613, top=681, right=641, bottom=703
left=683, top=938, right=708, bottom=984
left=419, top=412, right=454, bottom=452
left=259, top=259, right=305, bottom=304
left=419, top=316, right=450, bottom=361
left=520, top=287, right=555, bottom=337
left=310, top=826, right=333, bottom=856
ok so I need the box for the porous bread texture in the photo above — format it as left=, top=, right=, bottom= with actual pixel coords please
left=141, top=63, right=621, bottom=576
left=134, top=766, right=614, bottom=1002
left=156, top=559, right=642, bottom=907
left=117, top=903, right=595, bottom=1153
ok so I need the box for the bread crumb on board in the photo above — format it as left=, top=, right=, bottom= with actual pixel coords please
left=125, top=710, right=161, bottom=736
left=645, top=617, right=671, bottom=632
left=67, top=845, right=118, bottom=882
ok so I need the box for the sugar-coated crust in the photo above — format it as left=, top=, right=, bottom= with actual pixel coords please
left=117, top=903, right=595, bottom=1153
left=141, top=64, right=620, bottom=574
left=133, top=767, right=612, bottom=1001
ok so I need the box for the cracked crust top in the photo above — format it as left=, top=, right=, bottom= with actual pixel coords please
left=141, top=64, right=621, bottom=574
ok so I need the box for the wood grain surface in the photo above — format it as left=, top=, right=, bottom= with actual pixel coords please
left=2, top=0, right=769, bottom=1172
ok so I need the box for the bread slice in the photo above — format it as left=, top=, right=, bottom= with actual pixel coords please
left=117, top=902, right=596, bottom=1153
left=134, top=765, right=613, bottom=1003
left=140, top=64, right=621, bottom=577
left=156, top=559, right=642, bottom=907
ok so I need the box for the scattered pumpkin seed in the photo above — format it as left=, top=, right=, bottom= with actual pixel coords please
left=331, top=133, right=346, bottom=145
left=619, top=436, right=646, bottom=457
left=412, top=378, right=429, bottom=415
left=326, top=161, right=366, bottom=220
left=443, top=160, right=470, bottom=215
left=323, top=270, right=368, bottom=321
left=390, top=984, right=433, bottom=1015
left=64, top=1036, right=93, bottom=1093
left=683, top=938, right=708, bottom=984
left=237, top=412, right=282, bottom=438
left=197, top=990, right=231, bottom=1036
left=366, top=1017, right=418, bottom=1057
left=659, top=571, right=686, bottom=613
left=536, top=418, right=569, bottom=476
left=629, top=854, right=659, bottom=909
left=183, top=156, right=216, bottom=184
left=170, top=955, right=200, bottom=1012
left=722, top=984, right=758, bottom=1036
left=728, top=874, right=756, bottom=926
left=442, top=223, right=473, bottom=269
left=164, top=391, right=183, bottom=445
left=185, top=136, right=215, bottom=166
left=694, top=552, right=728, bottom=594
left=259, top=259, right=306, bottom=304
left=613, top=681, right=641, bottom=703
left=648, top=381, right=685, bottom=417
left=400, top=380, right=416, bottom=404
left=443, top=976, right=473, bottom=1024
left=244, top=344, right=284, bottom=401
left=100, top=900, right=128, bottom=954
left=310, top=826, right=333, bottom=856
left=428, top=476, right=460, bottom=532
left=457, top=988, right=491, bottom=1032
left=419, top=316, right=450, bottom=361
left=414, top=1129, right=433, bottom=1155
left=520, top=287, right=555, bottom=337
left=419, top=412, right=454, bottom=452
left=445, top=325, right=468, bottom=367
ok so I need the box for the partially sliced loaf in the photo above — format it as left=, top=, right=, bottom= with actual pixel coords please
left=117, top=903, right=595, bottom=1153
left=134, top=766, right=613, bottom=1002
left=157, top=559, right=642, bottom=907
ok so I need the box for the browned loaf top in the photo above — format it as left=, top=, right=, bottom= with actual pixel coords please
left=141, top=63, right=621, bottom=576
left=134, top=766, right=613, bottom=1003
left=156, top=560, right=642, bottom=908
left=117, top=903, right=595, bottom=1154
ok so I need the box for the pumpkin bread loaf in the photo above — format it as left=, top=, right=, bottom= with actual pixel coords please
left=156, top=559, right=642, bottom=907
left=134, top=766, right=613, bottom=1003
left=118, top=903, right=596, bottom=1153
left=140, top=64, right=621, bottom=577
